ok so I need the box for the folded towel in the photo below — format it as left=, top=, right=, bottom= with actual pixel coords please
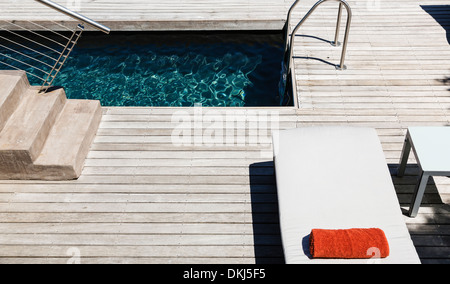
left=309, top=228, right=390, bottom=259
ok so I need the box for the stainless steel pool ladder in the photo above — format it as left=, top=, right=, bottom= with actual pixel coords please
left=283, top=0, right=352, bottom=72
left=0, top=0, right=110, bottom=93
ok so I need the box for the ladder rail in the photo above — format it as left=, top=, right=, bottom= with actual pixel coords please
left=284, top=0, right=352, bottom=71
left=283, top=0, right=301, bottom=54
left=283, top=0, right=301, bottom=56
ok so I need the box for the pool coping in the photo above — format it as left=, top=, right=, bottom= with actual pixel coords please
left=0, top=20, right=286, bottom=32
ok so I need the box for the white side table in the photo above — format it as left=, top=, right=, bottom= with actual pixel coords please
left=397, top=127, right=450, bottom=218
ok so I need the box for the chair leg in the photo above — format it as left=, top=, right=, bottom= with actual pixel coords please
left=397, top=136, right=411, bottom=177
left=408, top=171, right=429, bottom=218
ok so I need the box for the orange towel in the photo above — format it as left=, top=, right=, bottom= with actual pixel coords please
left=309, top=228, right=390, bottom=259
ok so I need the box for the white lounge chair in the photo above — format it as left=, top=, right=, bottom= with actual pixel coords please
left=272, top=127, right=421, bottom=264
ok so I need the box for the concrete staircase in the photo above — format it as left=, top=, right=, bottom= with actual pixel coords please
left=0, top=70, right=102, bottom=180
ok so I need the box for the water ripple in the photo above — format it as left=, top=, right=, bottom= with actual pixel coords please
left=0, top=32, right=284, bottom=107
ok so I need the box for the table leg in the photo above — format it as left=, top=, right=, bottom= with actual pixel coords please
left=398, top=135, right=411, bottom=177
left=408, top=171, right=430, bottom=218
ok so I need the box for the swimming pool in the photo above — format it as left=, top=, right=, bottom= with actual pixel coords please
left=0, top=31, right=290, bottom=107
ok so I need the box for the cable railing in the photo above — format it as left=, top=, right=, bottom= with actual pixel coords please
left=0, top=0, right=110, bottom=92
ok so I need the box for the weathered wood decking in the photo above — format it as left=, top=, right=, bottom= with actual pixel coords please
left=293, top=0, right=450, bottom=263
left=0, top=0, right=290, bottom=30
left=0, top=0, right=449, bottom=264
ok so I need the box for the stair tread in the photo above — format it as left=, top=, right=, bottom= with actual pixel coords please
left=34, top=99, right=101, bottom=168
left=0, top=71, right=102, bottom=180
left=0, top=88, right=66, bottom=155
left=0, top=73, right=21, bottom=106
left=0, top=71, right=29, bottom=131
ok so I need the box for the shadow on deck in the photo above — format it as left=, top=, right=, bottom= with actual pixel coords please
left=249, top=161, right=285, bottom=264
left=390, top=163, right=450, bottom=263
left=421, top=5, right=450, bottom=45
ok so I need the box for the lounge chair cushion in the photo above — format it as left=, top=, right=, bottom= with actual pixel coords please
left=272, top=127, right=421, bottom=264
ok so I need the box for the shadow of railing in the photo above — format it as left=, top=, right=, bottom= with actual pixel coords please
left=292, top=34, right=343, bottom=69
left=249, top=161, right=285, bottom=264
left=295, top=34, right=334, bottom=45
left=294, top=56, right=338, bottom=68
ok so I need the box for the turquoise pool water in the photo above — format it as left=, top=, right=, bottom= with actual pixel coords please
left=1, top=31, right=288, bottom=107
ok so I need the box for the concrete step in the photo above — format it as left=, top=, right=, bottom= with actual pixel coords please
left=33, top=100, right=102, bottom=180
left=0, top=71, right=102, bottom=180
left=0, top=71, right=29, bottom=132
left=0, top=87, right=66, bottom=176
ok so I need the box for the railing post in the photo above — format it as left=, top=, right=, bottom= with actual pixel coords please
left=40, top=24, right=85, bottom=93
left=337, top=3, right=352, bottom=70
left=283, top=0, right=301, bottom=55
left=332, top=3, right=343, bottom=47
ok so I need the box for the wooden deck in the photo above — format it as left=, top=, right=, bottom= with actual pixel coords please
left=292, top=0, right=450, bottom=263
left=0, top=0, right=292, bottom=30
left=0, top=0, right=449, bottom=264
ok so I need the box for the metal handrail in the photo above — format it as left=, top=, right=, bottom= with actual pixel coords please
left=0, top=1, right=110, bottom=93
left=283, top=0, right=302, bottom=55
left=40, top=24, right=84, bottom=91
left=284, top=0, right=352, bottom=71
left=34, top=0, right=110, bottom=34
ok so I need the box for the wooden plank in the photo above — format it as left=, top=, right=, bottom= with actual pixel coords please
left=0, top=245, right=283, bottom=259
left=0, top=212, right=279, bottom=223
left=0, top=234, right=282, bottom=246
